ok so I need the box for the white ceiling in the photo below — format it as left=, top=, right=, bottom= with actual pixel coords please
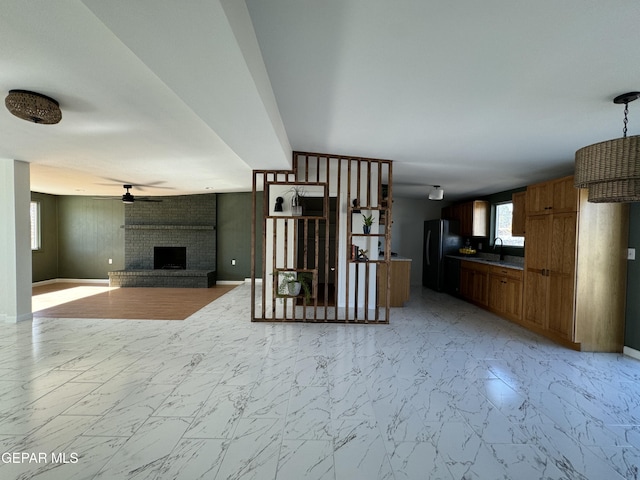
left=2, top=1, right=640, bottom=200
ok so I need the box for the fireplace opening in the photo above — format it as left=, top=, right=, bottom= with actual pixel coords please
left=154, top=246, right=187, bottom=269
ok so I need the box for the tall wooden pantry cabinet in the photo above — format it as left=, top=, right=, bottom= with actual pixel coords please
left=522, top=175, right=629, bottom=351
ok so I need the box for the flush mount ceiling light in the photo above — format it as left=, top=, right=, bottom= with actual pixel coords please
left=5, top=89, right=62, bottom=124
left=575, top=92, right=640, bottom=202
left=428, top=185, right=444, bottom=201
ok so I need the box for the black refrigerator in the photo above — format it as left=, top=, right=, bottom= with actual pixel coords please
left=422, top=219, right=463, bottom=291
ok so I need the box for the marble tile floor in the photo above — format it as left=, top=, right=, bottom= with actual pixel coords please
left=0, top=283, right=639, bottom=479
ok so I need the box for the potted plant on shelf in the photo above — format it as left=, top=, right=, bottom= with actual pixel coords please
left=275, top=271, right=313, bottom=303
left=362, top=214, right=375, bottom=234
left=287, top=186, right=305, bottom=216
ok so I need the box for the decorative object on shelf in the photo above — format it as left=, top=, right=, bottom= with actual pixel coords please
left=428, top=185, right=444, bottom=201
left=5, top=89, right=62, bottom=124
left=575, top=91, right=640, bottom=202
left=275, top=271, right=312, bottom=302
left=362, top=214, right=375, bottom=234
left=352, top=198, right=361, bottom=213
left=358, top=248, right=369, bottom=261
left=274, top=196, right=284, bottom=212
left=287, top=186, right=305, bottom=216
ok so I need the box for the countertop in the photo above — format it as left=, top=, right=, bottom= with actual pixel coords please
left=446, top=254, right=524, bottom=271
left=389, top=254, right=411, bottom=261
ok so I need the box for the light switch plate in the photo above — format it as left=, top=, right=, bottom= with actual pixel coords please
left=628, top=248, right=636, bottom=260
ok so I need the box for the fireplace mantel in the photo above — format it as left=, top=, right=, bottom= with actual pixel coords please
left=122, top=225, right=215, bottom=230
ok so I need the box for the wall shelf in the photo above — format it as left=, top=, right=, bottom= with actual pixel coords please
left=266, top=215, right=327, bottom=220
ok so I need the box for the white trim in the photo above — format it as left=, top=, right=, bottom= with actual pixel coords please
left=216, top=280, right=244, bottom=285
left=246, top=278, right=262, bottom=283
left=32, top=278, right=109, bottom=286
left=623, top=346, right=640, bottom=361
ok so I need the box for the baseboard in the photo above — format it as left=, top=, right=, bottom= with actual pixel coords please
left=217, top=280, right=244, bottom=285
left=623, top=346, right=640, bottom=361
left=3, top=312, right=33, bottom=323
left=33, top=278, right=109, bottom=286
left=246, top=278, right=262, bottom=284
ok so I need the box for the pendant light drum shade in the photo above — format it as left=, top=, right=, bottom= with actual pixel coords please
left=5, top=89, right=61, bottom=124
left=575, top=135, right=640, bottom=202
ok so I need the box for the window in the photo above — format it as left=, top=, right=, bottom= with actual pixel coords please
left=30, top=201, right=41, bottom=250
left=494, top=202, right=524, bottom=247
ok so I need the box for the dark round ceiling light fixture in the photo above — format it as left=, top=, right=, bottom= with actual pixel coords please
left=5, top=89, right=62, bottom=124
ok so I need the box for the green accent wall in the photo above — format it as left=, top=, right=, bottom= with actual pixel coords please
left=625, top=203, right=640, bottom=350
left=57, top=196, right=125, bottom=279
left=216, top=192, right=263, bottom=281
left=31, top=192, right=59, bottom=282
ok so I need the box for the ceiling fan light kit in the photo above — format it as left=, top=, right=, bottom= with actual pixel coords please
left=574, top=91, right=640, bottom=203
left=5, top=89, right=62, bottom=124
left=428, top=185, right=444, bottom=201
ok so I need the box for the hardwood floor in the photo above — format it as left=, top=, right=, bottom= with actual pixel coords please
left=32, top=283, right=238, bottom=320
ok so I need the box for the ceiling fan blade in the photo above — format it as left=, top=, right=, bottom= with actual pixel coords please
left=97, top=178, right=175, bottom=191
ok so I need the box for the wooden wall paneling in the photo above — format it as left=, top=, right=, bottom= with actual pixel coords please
left=574, top=190, right=629, bottom=351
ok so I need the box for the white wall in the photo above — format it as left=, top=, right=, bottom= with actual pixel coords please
left=390, top=196, right=450, bottom=285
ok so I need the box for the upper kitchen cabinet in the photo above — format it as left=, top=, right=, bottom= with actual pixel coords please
left=511, top=191, right=526, bottom=236
left=442, top=200, right=488, bottom=237
left=526, top=175, right=578, bottom=215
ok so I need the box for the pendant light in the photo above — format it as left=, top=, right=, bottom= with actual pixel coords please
left=574, top=92, right=640, bottom=202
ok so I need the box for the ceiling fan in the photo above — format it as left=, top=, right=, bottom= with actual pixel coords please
left=95, top=178, right=175, bottom=192
left=94, top=184, right=162, bottom=204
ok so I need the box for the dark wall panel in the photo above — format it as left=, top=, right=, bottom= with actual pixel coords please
left=57, top=196, right=125, bottom=279
left=216, top=192, right=263, bottom=281
left=625, top=204, right=640, bottom=350
left=31, top=192, right=59, bottom=282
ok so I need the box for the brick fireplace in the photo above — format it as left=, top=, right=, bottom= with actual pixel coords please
left=109, top=194, right=217, bottom=287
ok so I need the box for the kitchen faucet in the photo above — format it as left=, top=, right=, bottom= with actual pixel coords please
left=494, top=237, right=504, bottom=261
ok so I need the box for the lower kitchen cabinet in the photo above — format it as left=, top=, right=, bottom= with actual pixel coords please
left=460, top=260, right=523, bottom=322
left=488, top=266, right=523, bottom=322
left=378, top=259, right=411, bottom=307
left=460, top=261, right=489, bottom=307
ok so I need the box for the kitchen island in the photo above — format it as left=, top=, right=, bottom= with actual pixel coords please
left=378, top=256, right=412, bottom=307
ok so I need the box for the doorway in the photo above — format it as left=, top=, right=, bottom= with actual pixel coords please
left=297, top=197, right=337, bottom=305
